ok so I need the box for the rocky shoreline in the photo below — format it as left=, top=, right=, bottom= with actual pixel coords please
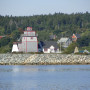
left=0, top=54, right=90, bottom=65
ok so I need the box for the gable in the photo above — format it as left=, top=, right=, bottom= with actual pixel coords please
left=42, top=41, right=59, bottom=49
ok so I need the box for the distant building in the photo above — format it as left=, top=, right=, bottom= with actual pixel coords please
left=42, top=41, right=59, bottom=53
left=57, top=38, right=72, bottom=48
left=83, top=49, right=89, bottom=54
left=79, top=49, right=90, bottom=54
left=12, top=27, right=38, bottom=52
left=49, top=34, right=57, bottom=40
left=72, top=34, right=80, bottom=42
left=0, top=36, right=5, bottom=39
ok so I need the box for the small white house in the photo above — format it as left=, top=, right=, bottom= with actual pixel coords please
left=57, top=37, right=72, bottom=48
left=43, top=45, right=55, bottom=53
left=42, top=41, right=59, bottom=53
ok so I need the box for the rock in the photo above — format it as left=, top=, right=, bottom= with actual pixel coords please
left=0, top=54, right=90, bottom=65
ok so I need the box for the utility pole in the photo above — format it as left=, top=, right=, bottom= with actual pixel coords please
left=57, top=40, right=62, bottom=53
left=60, top=42, right=61, bottom=53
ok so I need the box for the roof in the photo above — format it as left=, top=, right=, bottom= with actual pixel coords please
left=27, top=27, right=32, bottom=31
left=72, top=34, right=80, bottom=38
left=83, top=49, right=89, bottom=53
left=41, top=41, right=59, bottom=48
left=49, top=35, right=56, bottom=40
left=38, top=43, right=41, bottom=48
left=0, top=36, right=5, bottom=39
left=59, top=38, right=69, bottom=42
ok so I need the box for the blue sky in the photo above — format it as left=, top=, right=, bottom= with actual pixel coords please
left=0, top=0, right=90, bottom=16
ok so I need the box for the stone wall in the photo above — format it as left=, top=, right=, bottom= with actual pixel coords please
left=0, top=54, right=90, bottom=65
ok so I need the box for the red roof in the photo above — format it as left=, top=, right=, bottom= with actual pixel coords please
left=72, top=34, right=77, bottom=38
left=0, top=36, right=5, bottom=39
left=27, top=27, right=32, bottom=31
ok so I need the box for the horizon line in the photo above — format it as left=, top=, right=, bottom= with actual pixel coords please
left=0, top=11, right=90, bottom=17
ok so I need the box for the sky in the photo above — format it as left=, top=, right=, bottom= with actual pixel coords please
left=0, top=0, right=90, bottom=16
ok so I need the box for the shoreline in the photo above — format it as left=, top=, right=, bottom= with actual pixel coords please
left=0, top=54, right=90, bottom=65
left=0, top=63, right=90, bottom=66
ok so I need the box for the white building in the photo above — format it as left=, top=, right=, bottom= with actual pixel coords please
left=42, top=41, right=59, bottom=53
left=12, top=27, right=38, bottom=53
left=57, top=38, right=72, bottom=48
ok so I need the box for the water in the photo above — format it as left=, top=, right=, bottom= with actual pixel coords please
left=0, top=65, right=90, bottom=90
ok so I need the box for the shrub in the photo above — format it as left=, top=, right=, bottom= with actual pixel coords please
left=63, top=42, right=78, bottom=54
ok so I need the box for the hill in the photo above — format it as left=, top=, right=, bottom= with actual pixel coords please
left=0, top=12, right=90, bottom=53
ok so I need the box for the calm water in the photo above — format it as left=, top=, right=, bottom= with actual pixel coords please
left=0, top=65, right=90, bottom=90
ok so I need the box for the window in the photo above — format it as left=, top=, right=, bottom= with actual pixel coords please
left=31, top=37, right=33, bottom=39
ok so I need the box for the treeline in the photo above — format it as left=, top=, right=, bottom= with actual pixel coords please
left=0, top=12, right=90, bottom=38
left=0, top=12, right=90, bottom=52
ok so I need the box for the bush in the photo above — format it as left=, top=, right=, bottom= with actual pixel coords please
left=63, top=42, right=78, bottom=54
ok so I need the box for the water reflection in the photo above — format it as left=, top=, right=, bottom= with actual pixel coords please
left=0, top=66, right=90, bottom=73
left=13, top=66, right=19, bottom=72
left=0, top=65, right=90, bottom=90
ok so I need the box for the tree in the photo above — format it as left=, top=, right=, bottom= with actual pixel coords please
left=0, top=37, right=10, bottom=47
left=0, top=12, right=90, bottom=53
left=77, top=31, right=90, bottom=47
left=11, top=30, right=20, bottom=41
left=64, top=42, right=78, bottom=54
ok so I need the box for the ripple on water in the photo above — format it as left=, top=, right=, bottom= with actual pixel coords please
left=0, top=65, right=90, bottom=90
